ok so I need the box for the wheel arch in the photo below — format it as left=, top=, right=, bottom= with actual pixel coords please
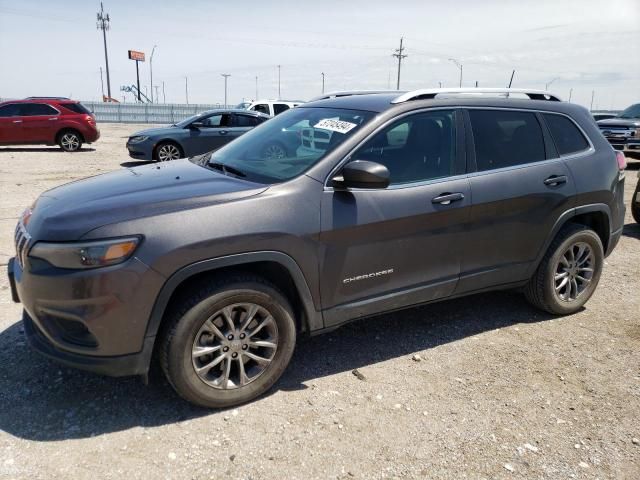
left=56, top=127, right=85, bottom=144
left=145, top=251, right=322, bottom=342
left=529, top=203, right=611, bottom=276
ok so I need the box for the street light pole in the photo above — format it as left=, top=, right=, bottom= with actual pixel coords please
left=448, top=58, right=462, bottom=88
left=277, top=65, right=281, bottom=98
left=321, top=72, right=325, bottom=94
left=255, top=75, right=258, bottom=99
left=545, top=77, right=560, bottom=90
left=149, top=45, right=157, bottom=103
left=221, top=74, right=231, bottom=108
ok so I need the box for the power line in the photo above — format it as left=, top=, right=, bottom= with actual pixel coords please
left=96, top=2, right=112, bottom=100
left=392, top=37, right=407, bottom=90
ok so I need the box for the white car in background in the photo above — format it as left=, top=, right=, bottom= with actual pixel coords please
left=246, top=99, right=305, bottom=117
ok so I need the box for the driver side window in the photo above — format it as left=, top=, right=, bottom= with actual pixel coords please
left=353, top=110, right=457, bottom=185
left=200, top=113, right=232, bottom=128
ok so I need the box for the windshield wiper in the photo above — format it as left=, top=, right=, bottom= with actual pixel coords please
left=208, top=161, right=246, bottom=178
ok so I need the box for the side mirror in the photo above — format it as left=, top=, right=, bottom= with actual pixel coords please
left=332, top=160, right=390, bottom=189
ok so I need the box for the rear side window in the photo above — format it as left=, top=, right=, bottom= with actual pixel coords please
left=469, top=110, right=546, bottom=171
left=21, top=103, right=58, bottom=116
left=273, top=104, right=290, bottom=115
left=0, top=104, right=20, bottom=117
left=61, top=103, right=91, bottom=115
left=543, top=113, right=589, bottom=155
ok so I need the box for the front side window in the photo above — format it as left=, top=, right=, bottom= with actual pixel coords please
left=543, top=113, right=589, bottom=155
left=273, top=103, right=290, bottom=115
left=201, top=107, right=374, bottom=183
left=353, top=110, right=457, bottom=185
left=200, top=113, right=232, bottom=128
left=21, top=103, right=58, bottom=116
left=251, top=104, right=270, bottom=115
left=469, top=109, right=546, bottom=171
left=0, top=104, right=21, bottom=117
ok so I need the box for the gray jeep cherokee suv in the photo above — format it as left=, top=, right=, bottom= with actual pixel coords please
left=8, top=88, right=626, bottom=408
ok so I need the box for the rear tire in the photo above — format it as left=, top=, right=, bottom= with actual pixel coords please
left=525, top=224, right=603, bottom=315
left=159, top=275, right=296, bottom=408
left=57, top=130, right=82, bottom=152
left=632, top=183, right=640, bottom=224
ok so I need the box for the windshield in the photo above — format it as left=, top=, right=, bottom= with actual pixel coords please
left=174, top=114, right=200, bottom=127
left=202, top=107, right=375, bottom=183
left=619, top=104, right=640, bottom=119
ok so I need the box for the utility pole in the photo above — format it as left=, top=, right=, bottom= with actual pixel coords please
left=185, top=77, right=189, bottom=105
left=99, top=67, right=105, bottom=100
left=255, top=75, right=258, bottom=99
left=475, top=80, right=478, bottom=87
left=392, top=37, right=407, bottom=90
left=438, top=81, right=442, bottom=88
left=221, top=74, right=231, bottom=108
left=277, top=65, right=281, bottom=98
left=149, top=45, right=157, bottom=103
left=568, top=88, right=573, bottom=102
left=448, top=58, right=462, bottom=88
left=590, top=90, right=595, bottom=111
left=162, top=81, right=166, bottom=104
left=321, top=72, right=325, bottom=94
left=96, top=2, right=112, bottom=100
left=154, top=86, right=160, bottom=104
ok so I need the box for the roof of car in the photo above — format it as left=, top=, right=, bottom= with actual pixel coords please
left=0, top=98, right=81, bottom=105
left=200, top=108, right=270, bottom=118
left=301, top=90, right=578, bottom=115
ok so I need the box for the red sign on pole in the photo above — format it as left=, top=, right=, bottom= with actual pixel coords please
left=128, top=50, right=145, bottom=62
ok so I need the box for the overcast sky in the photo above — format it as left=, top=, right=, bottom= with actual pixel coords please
left=0, top=0, right=638, bottom=109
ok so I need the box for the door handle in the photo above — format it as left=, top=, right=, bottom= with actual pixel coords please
left=48, top=117, right=58, bottom=121
left=219, top=130, right=228, bottom=135
left=432, top=192, right=465, bottom=205
left=12, top=120, right=22, bottom=123
left=544, top=175, right=568, bottom=186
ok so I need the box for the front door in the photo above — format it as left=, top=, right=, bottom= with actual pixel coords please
left=183, top=112, right=235, bottom=156
left=319, top=109, right=470, bottom=327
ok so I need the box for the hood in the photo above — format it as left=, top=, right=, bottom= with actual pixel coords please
left=129, top=125, right=183, bottom=137
left=27, top=159, right=267, bottom=241
left=597, top=118, right=640, bottom=128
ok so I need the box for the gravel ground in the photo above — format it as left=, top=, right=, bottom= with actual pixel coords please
left=0, top=123, right=638, bottom=480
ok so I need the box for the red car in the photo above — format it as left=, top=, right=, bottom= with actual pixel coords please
left=0, top=97, right=100, bottom=152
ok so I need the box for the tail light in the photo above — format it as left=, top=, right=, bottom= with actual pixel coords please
left=615, top=151, right=627, bottom=171
left=84, top=114, right=95, bottom=124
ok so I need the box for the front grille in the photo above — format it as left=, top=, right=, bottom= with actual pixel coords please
left=14, top=222, right=31, bottom=268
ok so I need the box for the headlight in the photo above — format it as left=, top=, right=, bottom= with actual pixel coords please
left=128, top=135, right=149, bottom=144
left=29, top=237, right=140, bottom=269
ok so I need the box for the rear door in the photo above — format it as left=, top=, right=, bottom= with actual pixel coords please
left=20, top=103, right=60, bottom=143
left=456, top=108, right=575, bottom=293
left=319, top=109, right=470, bottom=327
left=0, top=103, right=23, bottom=144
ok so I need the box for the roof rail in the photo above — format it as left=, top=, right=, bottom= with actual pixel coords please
left=25, top=96, right=71, bottom=100
left=310, top=90, right=399, bottom=102
left=391, top=88, right=562, bottom=104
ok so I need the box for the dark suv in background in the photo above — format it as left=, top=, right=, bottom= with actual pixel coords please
left=8, top=88, right=626, bottom=408
left=0, top=97, right=99, bottom=151
left=597, top=103, right=640, bottom=159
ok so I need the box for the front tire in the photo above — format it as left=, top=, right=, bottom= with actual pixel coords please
left=160, top=276, right=296, bottom=408
left=155, top=142, right=183, bottom=161
left=58, top=130, right=82, bottom=152
left=525, top=224, right=603, bottom=315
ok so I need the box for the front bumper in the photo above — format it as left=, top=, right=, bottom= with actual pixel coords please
left=9, top=251, right=165, bottom=366
left=603, top=138, right=640, bottom=154
left=22, top=310, right=154, bottom=377
left=126, top=140, right=154, bottom=160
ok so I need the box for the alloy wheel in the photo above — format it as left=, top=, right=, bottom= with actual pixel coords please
left=61, top=133, right=80, bottom=151
left=553, top=241, right=595, bottom=302
left=157, top=144, right=181, bottom=161
left=191, top=303, right=279, bottom=390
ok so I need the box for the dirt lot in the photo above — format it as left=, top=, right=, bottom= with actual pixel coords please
left=0, top=123, right=638, bottom=480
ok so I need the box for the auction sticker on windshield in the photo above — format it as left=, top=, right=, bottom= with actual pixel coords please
left=314, top=119, right=358, bottom=134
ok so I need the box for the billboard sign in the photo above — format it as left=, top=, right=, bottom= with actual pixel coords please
left=128, top=50, right=145, bottom=62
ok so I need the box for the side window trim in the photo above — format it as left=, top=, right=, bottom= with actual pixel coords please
left=324, top=107, right=465, bottom=189
left=536, top=111, right=559, bottom=159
